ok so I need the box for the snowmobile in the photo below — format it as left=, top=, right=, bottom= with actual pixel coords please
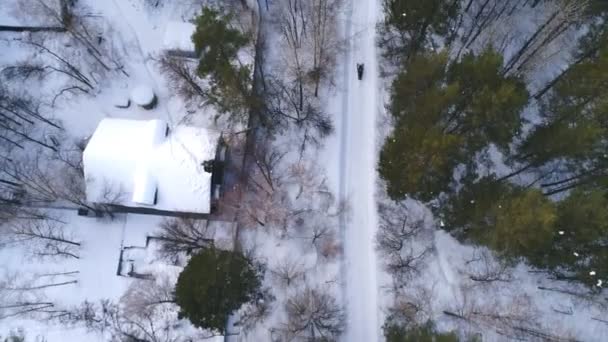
left=357, top=63, right=364, bottom=80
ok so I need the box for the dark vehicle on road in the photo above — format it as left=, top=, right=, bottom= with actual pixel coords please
left=357, top=63, right=364, bottom=80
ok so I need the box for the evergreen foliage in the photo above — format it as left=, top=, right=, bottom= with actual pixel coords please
left=544, top=189, right=608, bottom=286
left=174, top=248, right=261, bottom=333
left=518, top=37, right=608, bottom=195
left=379, top=0, right=608, bottom=293
left=192, top=8, right=256, bottom=122
left=442, top=177, right=556, bottom=263
left=379, top=50, right=529, bottom=201
left=385, top=321, right=479, bottom=342
left=380, top=0, right=458, bottom=62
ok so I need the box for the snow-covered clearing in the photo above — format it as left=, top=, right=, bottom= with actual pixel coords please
left=0, top=211, right=165, bottom=340
left=339, top=0, right=382, bottom=341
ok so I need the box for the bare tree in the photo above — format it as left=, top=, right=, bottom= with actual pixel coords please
left=444, top=285, right=546, bottom=340
left=0, top=271, right=76, bottom=320
left=60, top=299, right=179, bottom=342
left=236, top=286, right=276, bottom=333
left=121, top=276, right=176, bottom=316
left=61, top=290, right=218, bottom=342
left=454, top=0, right=524, bottom=57
left=221, top=142, right=343, bottom=259
left=266, top=0, right=340, bottom=145
left=376, top=200, right=432, bottom=285
left=0, top=75, right=63, bottom=221
left=385, top=285, right=435, bottom=329
left=3, top=217, right=80, bottom=260
left=502, top=0, right=589, bottom=75
left=12, top=37, right=97, bottom=99
left=282, top=159, right=343, bottom=259
left=289, top=211, right=341, bottom=260
left=265, top=76, right=333, bottom=148
left=283, top=287, right=345, bottom=341
left=157, top=54, right=209, bottom=105
left=310, top=225, right=340, bottom=259
left=270, top=258, right=306, bottom=288
left=465, top=249, right=513, bottom=283
left=0, top=84, right=62, bottom=156
left=220, top=142, right=291, bottom=230
left=16, top=0, right=127, bottom=76
left=156, top=218, right=214, bottom=261
left=273, top=0, right=341, bottom=95
left=0, top=144, right=124, bottom=218
left=308, top=0, right=342, bottom=96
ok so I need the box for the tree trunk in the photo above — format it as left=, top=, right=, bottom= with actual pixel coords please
left=0, top=25, right=65, bottom=32
left=496, top=161, right=536, bottom=181
left=502, top=10, right=559, bottom=75
left=533, top=44, right=601, bottom=99
left=456, top=0, right=491, bottom=58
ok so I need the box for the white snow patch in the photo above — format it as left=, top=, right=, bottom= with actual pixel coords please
left=131, top=85, right=156, bottom=106
left=163, top=21, right=196, bottom=52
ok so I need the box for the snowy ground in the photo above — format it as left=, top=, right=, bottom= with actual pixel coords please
left=0, top=211, right=164, bottom=340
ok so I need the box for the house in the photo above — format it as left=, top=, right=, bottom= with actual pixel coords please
left=82, top=118, right=225, bottom=216
left=162, top=21, right=198, bottom=58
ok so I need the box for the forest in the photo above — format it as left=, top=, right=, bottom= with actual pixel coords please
left=378, top=0, right=608, bottom=339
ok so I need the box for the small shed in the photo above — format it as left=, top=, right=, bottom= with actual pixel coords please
left=162, top=21, right=198, bottom=58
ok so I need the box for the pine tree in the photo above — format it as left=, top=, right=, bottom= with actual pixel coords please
left=442, top=177, right=556, bottom=263
left=379, top=50, right=529, bottom=201
left=174, top=248, right=261, bottom=333
left=379, top=52, right=462, bottom=200
left=574, top=16, right=607, bottom=62
left=445, top=49, right=529, bottom=151
left=379, top=0, right=458, bottom=63
left=380, top=124, right=463, bottom=201
left=517, top=41, right=608, bottom=195
left=533, top=12, right=607, bottom=99
left=585, top=0, right=608, bottom=16
left=441, top=178, right=608, bottom=289
left=542, top=189, right=608, bottom=287
left=385, top=321, right=479, bottom=342
left=440, top=176, right=504, bottom=233
left=192, top=8, right=255, bottom=123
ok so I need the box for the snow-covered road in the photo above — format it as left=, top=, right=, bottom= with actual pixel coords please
left=339, top=0, right=381, bottom=340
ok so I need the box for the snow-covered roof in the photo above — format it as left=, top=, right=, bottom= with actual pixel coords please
left=132, top=166, right=156, bottom=205
left=131, top=85, right=155, bottom=106
left=162, top=21, right=196, bottom=52
left=83, top=118, right=219, bottom=214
